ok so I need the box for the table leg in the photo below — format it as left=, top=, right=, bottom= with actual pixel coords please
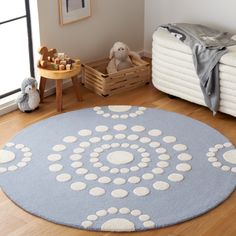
left=39, top=77, right=47, bottom=103
left=56, top=80, right=63, bottom=112
left=71, top=76, right=83, bottom=101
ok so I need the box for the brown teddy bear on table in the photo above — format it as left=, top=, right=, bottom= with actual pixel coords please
left=107, top=42, right=141, bottom=74
left=38, top=46, right=57, bottom=68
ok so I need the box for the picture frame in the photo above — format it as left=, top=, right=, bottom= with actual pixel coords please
left=59, top=0, right=91, bottom=25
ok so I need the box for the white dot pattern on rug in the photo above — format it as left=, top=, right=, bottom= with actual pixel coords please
left=76, top=168, right=88, bottom=175
left=128, top=176, right=141, bottom=184
left=114, top=124, right=127, bottom=131
left=0, top=143, right=32, bottom=173
left=153, top=181, right=170, bottom=191
left=15, top=144, right=24, bottom=149
left=56, top=173, right=72, bottom=182
left=52, top=145, right=66, bottom=152
left=89, top=187, right=106, bottom=197
left=94, top=106, right=147, bottom=119
left=0, top=150, right=15, bottom=164
left=46, top=122, right=194, bottom=199
left=8, top=165, right=18, bottom=171
left=176, top=163, right=192, bottom=172
left=71, top=182, right=87, bottom=191
left=87, top=142, right=153, bottom=174
left=96, top=126, right=109, bottom=132
left=63, top=136, right=77, bottom=143
left=131, top=126, right=145, bottom=132
left=118, top=208, right=129, bottom=214
left=108, top=207, right=118, bottom=214
left=206, top=143, right=236, bottom=173
left=113, top=178, right=126, bottom=185
left=133, top=187, right=150, bottom=197
left=78, top=129, right=92, bottom=137
left=111, top=189, right=128, bottom=198
left=107, top=151, right=134, bottom=165
left=173, top=144, right=187, bottom=152
left=148, top=129, right=162, bottom=137
left=81, top=207, right=155, bottom=231
left=48, top=154, right=62, bottom=162
left=1, top=106, right=236, bottom=232
left=98, top=177, right=111, bottom=184
left=49, top=164, right=63, bottom=172
left=168, top=173, right=184, bottom=182
left=178, top=153, right=192, bottom=161
left=163, top=136, right=176, bottom=143
left=223, top=150, right=236, bottom=164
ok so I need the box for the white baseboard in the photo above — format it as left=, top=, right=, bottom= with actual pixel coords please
left=0, top=102, right=18, bottom=116
left=142, top=51, right=152, bottom=58
left=137, top=50, right=152, bottom=58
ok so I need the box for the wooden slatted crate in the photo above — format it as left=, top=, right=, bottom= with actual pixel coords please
left=82, top=57, right=150, bottom=96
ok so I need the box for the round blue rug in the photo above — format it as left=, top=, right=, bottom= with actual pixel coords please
left=0, top=106, right=235, bottom=232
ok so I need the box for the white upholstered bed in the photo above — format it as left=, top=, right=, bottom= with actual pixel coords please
left=152, top=27, right=236, bottom=117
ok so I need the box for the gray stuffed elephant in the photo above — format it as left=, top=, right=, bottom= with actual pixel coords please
left=16, top=78, right=40, bottom=113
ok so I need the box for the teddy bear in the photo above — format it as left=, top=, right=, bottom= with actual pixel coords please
left=16, top=78, right=40, bottom=113
left=38, top=46, right=57, bottom=68
left=107, top=42, right=141, bottom=74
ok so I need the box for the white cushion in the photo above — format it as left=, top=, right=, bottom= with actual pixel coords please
left=153, top=28, right=236, bottom=67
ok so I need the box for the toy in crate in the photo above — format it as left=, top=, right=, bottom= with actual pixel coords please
left=107, top=42, right=141, bottom=73
left=82, top=42, right=150, bottom=96
left=37, top=46, right=79, bottom=71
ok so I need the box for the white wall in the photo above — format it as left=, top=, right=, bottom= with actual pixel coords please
left=144, top=0, right=236, bottom=53
left=37, top=0, right=144, bottom=62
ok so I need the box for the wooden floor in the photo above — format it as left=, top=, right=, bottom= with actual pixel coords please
left=0, top=81, right=236, bottom=236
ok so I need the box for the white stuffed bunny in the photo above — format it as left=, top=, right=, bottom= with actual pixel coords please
left=107, top=42, right=141, bottom=74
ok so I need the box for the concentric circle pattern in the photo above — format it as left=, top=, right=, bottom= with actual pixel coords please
left=0, top=106, right=235, bottom=232
left=0, top=143, right=32, bottom=173
left=47, top=123, right=193, bottom=198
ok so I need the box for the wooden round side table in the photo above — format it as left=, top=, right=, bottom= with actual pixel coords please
left=38, top=64, right=82, bottom=112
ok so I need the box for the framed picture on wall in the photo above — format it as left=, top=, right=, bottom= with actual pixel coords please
left=59, top=0, right=91, bottom=25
